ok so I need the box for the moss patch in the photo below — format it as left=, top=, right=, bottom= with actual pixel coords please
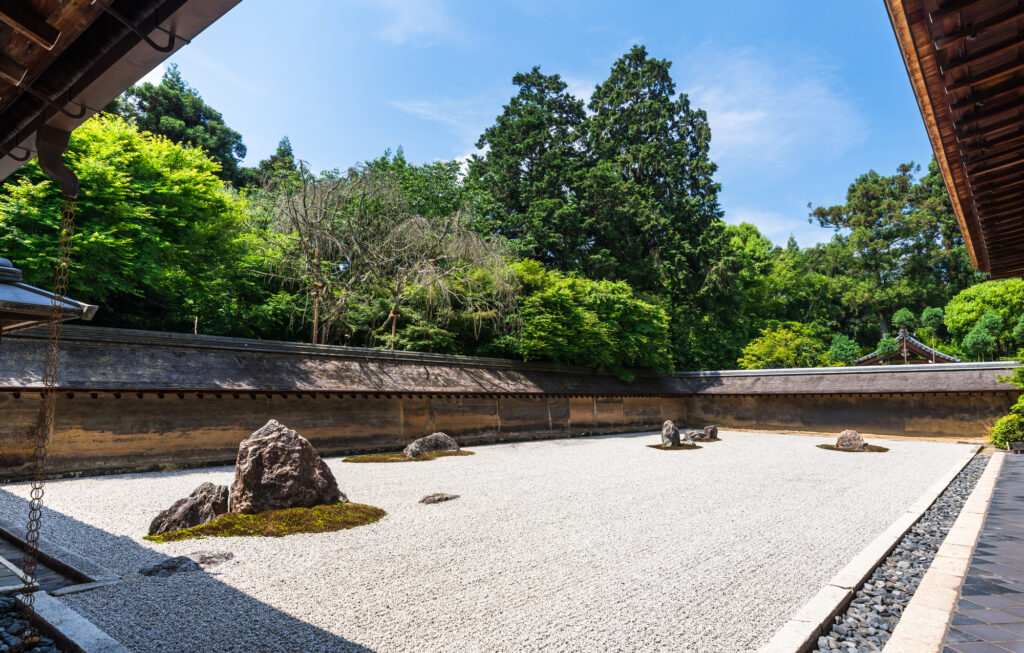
left=647, top=444, right=702, bottom=451
left=144, top=502, right=386, bottom=543
left=817, top=444, right=890, bottom=453
left=342, top=450, right=475, bottom=463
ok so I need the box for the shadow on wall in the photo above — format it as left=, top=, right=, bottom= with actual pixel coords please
left=0, top=485, right=376, bottom=653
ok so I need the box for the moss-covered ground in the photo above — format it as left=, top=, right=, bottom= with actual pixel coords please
left=342, top=450, right=475, bottom=463
left=816, top=444, right=890, bottom=453
left=647, top=444, right=702, bottom=451
left=145, top=502, right=386, bottom=543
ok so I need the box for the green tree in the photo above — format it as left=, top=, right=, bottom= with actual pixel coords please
left=827, top=334, right=859, bottom=365
left=962, top=323, right=996, bottom=361
left=106, top=64, right=248, bottom=186
left=737, top=323, right=830, bottom=369
left=467, top=67, right=587, bottom=266
left=1013, top=314, right=1024, bottom=347
left=249, top=136, right=298, bottom=185
left=876, top=336, right=900, bottom=361
left=497, top=259, right=672, bottom=379
left=583, top=45, right=721, bottom=295
left=809, top=160, right=981, bottom=338
left=920, top=306, right=944, bottom=354
left=0, top=114, right=290, bottom=338
left=892, top=307, right=916, bottom=331
left=945, top=279, right=1024, bottom=355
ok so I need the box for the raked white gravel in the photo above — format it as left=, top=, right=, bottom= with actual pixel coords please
left=0, top=431, right=975, bottom=653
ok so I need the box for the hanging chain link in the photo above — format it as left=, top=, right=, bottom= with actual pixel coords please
left=16, top=198, right=75, bottom=650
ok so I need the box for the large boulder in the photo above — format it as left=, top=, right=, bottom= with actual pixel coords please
left=684, top=429, right=705, bottom=441
left=837, top=429, right=866, bottom=450
left=703, top=425, right=719, bottom=439
left=148, top=482, right=229, bottom=536
left=661, top=421, right=681, bottom=447
left=404, top=432, right=460, bottom=458
left=230, top=420, right=345, bottom=514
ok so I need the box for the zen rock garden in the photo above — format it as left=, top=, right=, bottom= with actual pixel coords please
left=654, top=420, right=719, bottom=449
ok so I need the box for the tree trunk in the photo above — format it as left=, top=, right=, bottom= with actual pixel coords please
left=312, top=291, right=319, bottom=345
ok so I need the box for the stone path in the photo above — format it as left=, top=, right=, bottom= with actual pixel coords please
left=944, top=454, right=1024, bottom=653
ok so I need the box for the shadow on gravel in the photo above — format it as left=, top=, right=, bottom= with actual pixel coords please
left=0, top=487, right=376, bottom=653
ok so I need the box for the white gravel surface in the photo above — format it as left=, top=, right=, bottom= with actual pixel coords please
left=0, top=431, right=975, bottom=653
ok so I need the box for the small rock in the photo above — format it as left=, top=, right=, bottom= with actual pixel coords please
left=420, top=493, right=459, bottom=504
left=837, top=429, right=866, bottom=449
left=139, top=556, right=201, bottom=577
left=683, top=429, right=705, bottom=441
left=148, top=482, right=228, bottom=536
left=404, top=432, right=460, bottom=458
left=190, top=551, right=234, bottom=567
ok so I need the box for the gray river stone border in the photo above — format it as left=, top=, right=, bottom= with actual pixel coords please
left=815, top=454, right=990, bottom=652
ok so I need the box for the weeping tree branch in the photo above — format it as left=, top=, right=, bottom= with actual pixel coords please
left=253, top=162, right=517, bottom=348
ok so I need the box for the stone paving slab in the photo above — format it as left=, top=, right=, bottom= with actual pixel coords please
left=944, top=454, right=1024, bottom=653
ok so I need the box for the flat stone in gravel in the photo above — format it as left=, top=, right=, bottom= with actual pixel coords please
left=420, top=493, right=459, bottom=504
left=0, top=431, right=975, bottom=652
left=139, top=556, right=201, bottom=577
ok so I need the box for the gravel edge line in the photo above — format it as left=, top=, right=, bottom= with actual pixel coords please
left=882, top=452, right=1006, bottom=653
left=759, top=446, right=981, bottom=653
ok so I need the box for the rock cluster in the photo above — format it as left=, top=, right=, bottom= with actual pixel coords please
left=230, top=420, right=345, bottom=514
left=149, top=420, right=345, bottom=532
left=0, top=595, right=61, bottom=652
left=661, top=421, right=680, bottom=447
left=837, top=429, right=867, bottom=449
left=815, top=455, right=988, bottom=652
left=685, top=425, right=719, bottom=442
left=148, top=482, right=228, bottom=536
left=404, top=432, right=460, bottom=458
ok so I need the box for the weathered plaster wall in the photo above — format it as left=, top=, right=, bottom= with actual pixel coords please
left=0, top=393, right=686, bottom=477
left=0, top=326, right=1017, bottom=478
left=684, top=392, right=1019, bottom=440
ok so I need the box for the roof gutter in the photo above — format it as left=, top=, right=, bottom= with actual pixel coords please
left=0, top=0, right=241, bottom=182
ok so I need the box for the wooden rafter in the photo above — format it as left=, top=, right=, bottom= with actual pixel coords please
left=0, top=0, right=59, bottom=50
left=885, top=0, right=1024, bottom=278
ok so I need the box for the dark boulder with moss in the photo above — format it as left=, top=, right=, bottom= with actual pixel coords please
left=404, top=432, right=460, bottom=458
left=230, top=420, right=345, bottom=514
left=149, top=482, right=229, bottom=536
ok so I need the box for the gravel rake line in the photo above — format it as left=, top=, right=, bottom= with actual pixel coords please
left=816, top=454, right=989, bottom=652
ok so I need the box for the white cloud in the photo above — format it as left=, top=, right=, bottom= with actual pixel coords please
left=727, top=207, right=834, bottom=247
left=680, top=46, right=868, bottom=178
left=387, top=94, right=500, bottom=154
left=562, top=75, right=597, bottom=105
left=365, top=0, right=461, bottom=46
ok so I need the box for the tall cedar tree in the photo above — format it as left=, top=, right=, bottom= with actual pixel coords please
left=583, top=45, right=722, bottom=295
left=468, top=67, right=587, bottom=267
left=106, top=64, right=249, bottom=186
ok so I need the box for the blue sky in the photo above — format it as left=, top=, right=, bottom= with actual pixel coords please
left=146, top=0, right=934, bottom=246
